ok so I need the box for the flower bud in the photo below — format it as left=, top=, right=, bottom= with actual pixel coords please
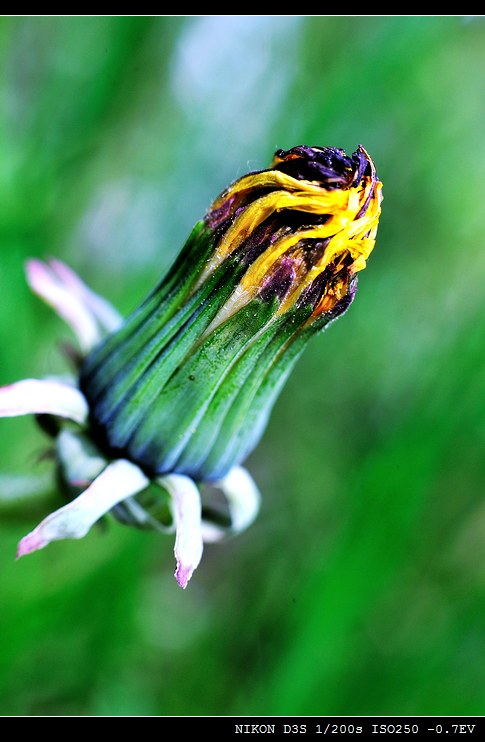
left=80, top=144, right=382, bottom=482
left=1, top=143, right=382, bottom=586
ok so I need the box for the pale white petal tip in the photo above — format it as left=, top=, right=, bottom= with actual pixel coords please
left=158, top=473, right=204, bottom=590
left=223, top=466, right=261, bottom=534
left=201, top=466, right=261, bottom=543
left=24, top=256, right=122, bottom=352
left=0, top=378, right=88, bottom=424
left=175, top=563, right=193, bottom=590
left=24, top=258, right=46, bottom=285
left=46, top=258, right=123, bottom=332
left=17, top=530, right=48, bottom=559
left=15, top=459, right=150, bottom=561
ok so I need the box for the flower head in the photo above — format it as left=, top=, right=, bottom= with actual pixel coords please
left=0, top=144, right=382, bottom=587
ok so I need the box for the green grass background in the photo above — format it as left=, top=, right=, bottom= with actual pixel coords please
left=1, top=15, right=485, bottom=716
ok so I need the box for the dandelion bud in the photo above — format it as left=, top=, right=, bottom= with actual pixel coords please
left=0, top=143, right=382, bottom=586
left=80, top=145, right=382, bottom=481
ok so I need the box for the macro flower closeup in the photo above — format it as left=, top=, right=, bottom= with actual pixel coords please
left=0, top=144, right=382, bottom=588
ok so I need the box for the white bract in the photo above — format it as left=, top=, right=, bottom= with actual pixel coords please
left=0, top=259, right=261, bottom=588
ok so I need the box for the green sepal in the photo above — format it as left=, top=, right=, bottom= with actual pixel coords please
left=83, top=251, right=247, bottom=445
left=123, top=297, right=278, bottom=475
left=81, top=221, right=214, bottom=399
left=173, top=312, right=290, bottom=477
left=198, top=306, right=312, bottom=479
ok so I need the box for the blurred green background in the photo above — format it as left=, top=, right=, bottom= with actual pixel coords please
left=1, top=15, right=485, bottom=716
